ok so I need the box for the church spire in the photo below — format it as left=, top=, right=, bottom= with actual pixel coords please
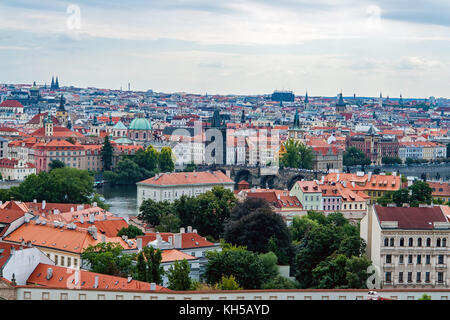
left=293, top=108, right=300, bottom=128
left=58, top=94, right=65, bottom=111
left=304, top=91, right=309, bottom=104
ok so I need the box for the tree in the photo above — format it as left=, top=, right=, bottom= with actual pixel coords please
left=262, top=275, right=298, bottom=289
left=11, top=167, right=94, bottom=203
left=81, top=242, right=134, bottom=277
left=139, top=198, right=174, bottom=226
left=49, top=159, right=65, bottom=171
left=159, top=147, right=175, bottom=172
left=183, top=162, right=197, bottom=172
left=382, top=156, right=402, bottom=165
left=343, top=147, right=371, bottom=166
left=280, top=139, right=314, bottom=169
left=214, top=275, right=242, bottom=290
left=101, top=136, right=113, bottom=171
left=192, top=186, right=237, bottom=238
left=166, top=259, right=194, bottom=290
left=142, top=246, right=164, bottom=285
left=224, top=207, right=293, bottom=264
left=155, top=213, right=182, bottom=233
left=409, top=180, right=432, bottom=205
left=117, top=225, right=144, bottom=239
left=204, top=245, right=266, bottom=289
left=230, top=197, right=272, bottom=221
left=418, top=293, right=432, bottom=300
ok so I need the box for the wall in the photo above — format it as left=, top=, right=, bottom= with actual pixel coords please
left=15, top=287, right=450, bottom=300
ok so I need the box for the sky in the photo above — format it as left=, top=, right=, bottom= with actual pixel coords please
left=0, top=0, right=449, bottom=98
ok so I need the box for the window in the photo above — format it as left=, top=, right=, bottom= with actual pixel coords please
left=417, top=255, right=422, bottom=264
left=426, top=238, right=431, bottom=247
left=390, top=238, right=394, bottom=246
left=425, top=272, right=430, bottom=283
left=398, top=272, right=403, bottom=283
left=60, top=256, right=65, bottom=266
left=67, top=257, right=71, bottom=267
left=407, top=272, right=412, bottom=283
left=54, top=255, right=58, bottom=265
left=438, top=255, right=444, bottom=265
left=97, top=294, right=105, bottom=300
left=399, top=255, right=404, bottom=264
left=385, top=272, right=392, bottom=283
left=426, top=255, right=431, bottom=264
left=416, top=272, right=421, bottom=283
left=437, top=238, right=441, bottom=247
left=386, top=255, right=392, bottom=264
left=23, top=292, right=31, bottom=300
left=408, top=255, right=413, bottom=264
left=417, top=238, right=422, bottom=247
left=384, top=238, right=389, bottom=247
left=400, top=238, right=404, bottom=247
left=60, top=293, right=68, bottom=300
left=74, top=259, right=78, bottom=267
left=443, top=238, right=447, bottom=247
left=79, top=294, right=86, bottom=300
left=42, top=292, right=50, bottom=300
left=437, top=272, right=444, bottom=283
left=408, top=238, right=413, bottom=247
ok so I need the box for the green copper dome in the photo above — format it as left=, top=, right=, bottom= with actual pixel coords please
left=129, top=117, right=151, bottom=130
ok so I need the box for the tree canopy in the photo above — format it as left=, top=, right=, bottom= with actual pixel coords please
left=280, top=139, right=314, bottom=169
left=343, top=147, right=371, bottom=166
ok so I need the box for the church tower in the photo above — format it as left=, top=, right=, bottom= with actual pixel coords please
left=336, top=92, right=347, bottom=114
left=44, top=113, right=53, bottom=137
left=56, top=94, right=68, bottom=127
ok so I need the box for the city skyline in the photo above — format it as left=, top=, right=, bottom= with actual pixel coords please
left=0, top=1, right=449, bottom=97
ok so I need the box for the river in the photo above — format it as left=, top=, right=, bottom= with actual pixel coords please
left=96, top=184, right=137, bottom=217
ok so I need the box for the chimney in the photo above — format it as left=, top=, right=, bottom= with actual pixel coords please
left=150, top=282, right=156, bottom=291
left=74, top=270, right=80, bottom=285
left=180, top=227, right=185, bottom=234
left=402, top=203, right=410, bottom=208
left=93, top=202, right=97, bottom=207
left=174, top=233, right=182, bottom=249
left=80, top=215, right=84, bottom=224
left=89, top=213, right=95, bottom=224
left=127, top=276, right=132, bottom=283
left=94, top=275, right=99, bottom=288
left=193, top=229, right=197, bottom=234
left=42, top=200, right=46, bottom=209
left=168, top=236, right=173, bottom=247
left=46, top=268, right=53, bottom=280
left=187, top=226, right=192, bottom=233
left=33, top=199, right=37, bottom=203
left=70, top=207, right=74, bottom=212
left=137, top=238, right=143, bottom=251
left=89, top=226, right=98, bottom=240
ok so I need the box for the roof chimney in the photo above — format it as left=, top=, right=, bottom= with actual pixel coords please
left=89, top=213, right=95, bottom=224
left=70, top=207, right=74, bottom=212
left=187, top=226, right=192, bottom=233
left=74, top=270, right=80, bottom=285
left=46, top=268, right=53, bottom=280
left=80, top=215, right=84, bottom=224
left=193, top=229, right=197, bottom=234
left=150, top=282, right=156, bottom=291
left=127, top=276, right=132, bottom=283
left=137, top=238, right=142, bottom=251
left=174, top=233, right=182, bottom=249
left=94, top=275, right=99, bottom=288
left=42, top=200, right=46, bottom=209
left=180, top=227, right=185, bottom=234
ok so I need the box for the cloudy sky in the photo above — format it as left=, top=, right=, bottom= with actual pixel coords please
left=0, top=0, right=449, bottom=97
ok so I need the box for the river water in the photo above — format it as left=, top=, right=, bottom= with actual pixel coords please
left=96, top=184, right=137, bottom=217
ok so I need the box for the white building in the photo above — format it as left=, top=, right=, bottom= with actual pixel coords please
left=136, top=171, right=234, bottom=209
left=361, top=205, right=450, bottom=289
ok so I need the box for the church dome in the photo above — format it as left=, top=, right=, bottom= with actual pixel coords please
left=129, top=117, right=151, bottom=130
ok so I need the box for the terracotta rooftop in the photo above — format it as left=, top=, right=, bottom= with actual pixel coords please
left=26, top=263, right=170, bottom=292
left=138, top=171, right=234, bottom=186
left=374, top=205, right=448, bottom=230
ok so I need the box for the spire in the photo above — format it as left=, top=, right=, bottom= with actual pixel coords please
left=51, top=76, right=55, bottom=89
left=58, top=94, right=65, bottom=111
left=337, top=92, right=345, bottom=106
left=241, top=109, right=246, bottom=124
left=293, top=108, right=300, bottom=128
left=55, top=76, right=59, bottom=89
left=304, top=91, right=309, bottom=104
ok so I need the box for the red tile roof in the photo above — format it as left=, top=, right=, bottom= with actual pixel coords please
left=0, top=100, right=24, bottom=108
left=75, top=218, right=129, bottom=238
left=374, top=205, right=447, bottom=229
left=138, top=171, right=234, bottom=186
left=137, top=232, right=214, bottom=249
left=0, top=242, right=22, bottom=268
left=27, top=263, right=170, bottom=292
